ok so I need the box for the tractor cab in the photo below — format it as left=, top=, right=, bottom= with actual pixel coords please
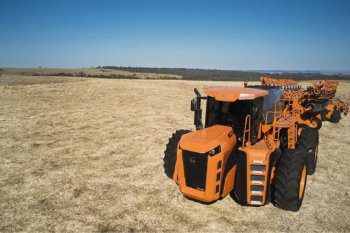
left=191, top=87, right=268, bottom=145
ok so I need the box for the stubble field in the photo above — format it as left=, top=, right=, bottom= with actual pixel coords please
left=0, top=75, right=349, bottom=232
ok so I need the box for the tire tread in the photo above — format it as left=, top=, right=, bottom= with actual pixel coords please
left=163, top=130, right=191, bottom=178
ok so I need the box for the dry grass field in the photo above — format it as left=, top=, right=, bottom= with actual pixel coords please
left=0, top=75, right=349, bottom=232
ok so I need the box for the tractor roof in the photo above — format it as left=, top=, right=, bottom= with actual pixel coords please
left=205, top=87, right=268, bottom=102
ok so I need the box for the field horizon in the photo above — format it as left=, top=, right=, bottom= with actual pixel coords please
left=1, top=67, right=349, bottom=82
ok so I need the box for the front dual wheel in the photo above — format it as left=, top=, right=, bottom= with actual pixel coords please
left=163, top=130, right=191, bottom=178
left=272, top=149, right=308, bottom=212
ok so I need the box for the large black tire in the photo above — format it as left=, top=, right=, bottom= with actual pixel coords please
left=320, top=109, right=327, bottom=121
left=329, top=109, right=341, bottom=123
left=272, top=149, right=308, bottom=212
left=163, top=130, right=191, bottom=179
left=279, top=129, right=288, bottom=153
left=298, top=126, right=319, bottom=175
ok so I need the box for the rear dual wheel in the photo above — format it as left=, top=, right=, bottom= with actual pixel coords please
left=298, top=126, right=319, bottom=175
left=329, top=109, right=341, bottom=123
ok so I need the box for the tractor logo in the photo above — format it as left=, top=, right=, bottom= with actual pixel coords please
left=189, top=156, right=196, bottom=164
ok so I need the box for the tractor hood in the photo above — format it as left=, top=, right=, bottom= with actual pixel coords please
left=179, top=125, right=236, bottom=153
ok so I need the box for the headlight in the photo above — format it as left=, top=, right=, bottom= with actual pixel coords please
left=209, top=145, right=221, bottom=156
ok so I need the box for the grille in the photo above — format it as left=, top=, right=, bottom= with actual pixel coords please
left=182, top=150, right=208, bottom=191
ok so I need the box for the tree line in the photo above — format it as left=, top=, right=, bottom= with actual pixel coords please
left=102, top=66, right=350, bottom=81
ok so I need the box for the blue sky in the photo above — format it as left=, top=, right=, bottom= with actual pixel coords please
left=0, top=0, right=349, bottom=70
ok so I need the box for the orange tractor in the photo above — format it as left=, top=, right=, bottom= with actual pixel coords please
left=164, top=77, right=348, bottom=211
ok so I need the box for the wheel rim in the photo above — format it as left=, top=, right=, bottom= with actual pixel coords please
left=297, top=127, right=304, bottom=136
left=299, top=165, right=307, bottom=199
left=270, top=163, right=276, bottom=183
left=310, top=120, right=318, bottom=128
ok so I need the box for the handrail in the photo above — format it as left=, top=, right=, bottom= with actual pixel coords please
left=242, top=115, right=251, bottom=147
left=263, top=98, right=295, bottom=144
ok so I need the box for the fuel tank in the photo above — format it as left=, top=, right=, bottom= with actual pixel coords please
left=174, top=125, right=237, bottom=202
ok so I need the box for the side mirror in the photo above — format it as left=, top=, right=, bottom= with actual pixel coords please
left=191, top=98, right=197, bottom=111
